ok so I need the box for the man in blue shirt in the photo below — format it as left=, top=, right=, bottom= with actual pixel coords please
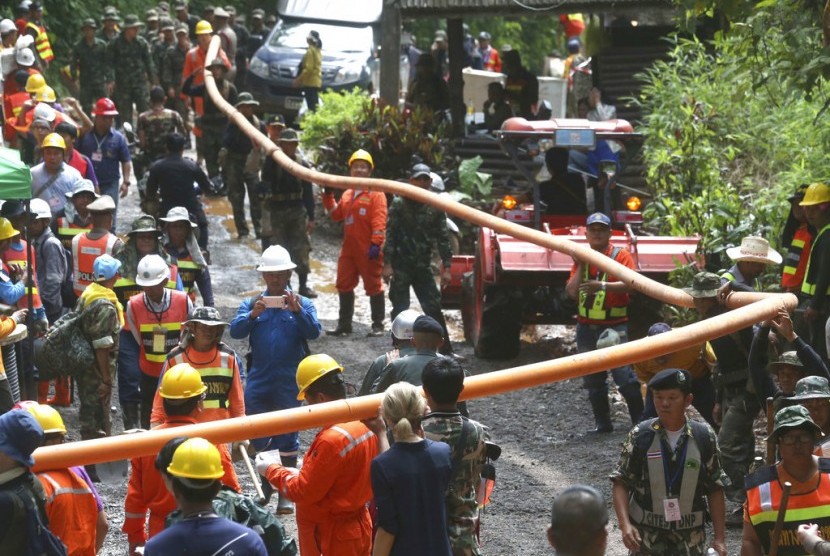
left=30, top=133, right=83, bottom=214
left=77, top=97, right=132, bottom=222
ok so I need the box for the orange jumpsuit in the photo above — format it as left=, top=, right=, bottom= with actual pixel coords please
left=122, top=417, right=241, bottom=545
left=181, top=46, right=231, bottom=137
left=264, top=420, right=378, bottom=556
left=37, top=468, right=99, bottom=556
left=323, top=190, right=386, bottom=296
left=149, top=344, right=245, bottom=426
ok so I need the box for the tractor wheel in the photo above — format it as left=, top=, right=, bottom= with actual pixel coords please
left=463, top=252, right=522, bottom=359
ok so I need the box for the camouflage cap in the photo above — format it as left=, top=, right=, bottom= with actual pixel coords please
left=160, top=18, right=175, bottom=31
left=683, top=272, right=720, bottom=298
left=790, top=376, right=830, bottom=401
left=768, top=405, right=822, bottom=442
left=158, top=1, right=170, bottom=13
left=146, top=8, right=159, bottom=21
left=251, top=8, right=264, bottom=18
left=766, top=351, right=805, bottom=374
left=102, top=7, right=120, bottom=21
left=187, top=306, right=227, bottom=326
left=224, top=5, right=236, bottom=16
left=122, top=14, right=142, bottom=28
left=128, top=214, right=160, bottom=235
left=174, top=22, right=188, bottom=35
left=81, top=18, right=97, bottom=29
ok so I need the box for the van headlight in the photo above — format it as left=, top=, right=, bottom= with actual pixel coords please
left=249, top=57, right=270, bottom=79
left=332, top=63, right=363, bottom=84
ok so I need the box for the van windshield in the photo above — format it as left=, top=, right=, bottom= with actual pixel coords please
left=268, top=22, right=372, bottom=53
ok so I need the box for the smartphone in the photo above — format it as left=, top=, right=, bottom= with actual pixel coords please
left=262, top=296, right=287, bottom=309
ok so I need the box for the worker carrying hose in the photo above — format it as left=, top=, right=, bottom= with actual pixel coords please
left=742, top=405, right=830, bottom=555
left=611, top=368, right=729, bottom=556
left=257, top=354, right=382, bottom=556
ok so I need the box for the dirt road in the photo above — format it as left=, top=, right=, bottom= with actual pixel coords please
left=73, top=183, right=743, bottom=555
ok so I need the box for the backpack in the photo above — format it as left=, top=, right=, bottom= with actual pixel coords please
left=166, top=488, right=298, bottom=556
left=35, top=299, right=107, bottom=380
left=6, top=475, right=68, bottom=556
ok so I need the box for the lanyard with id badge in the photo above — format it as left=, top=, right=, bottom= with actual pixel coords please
left=146, top=292, right=170, bottom=354
left=661, top=437, right=688, bottom=522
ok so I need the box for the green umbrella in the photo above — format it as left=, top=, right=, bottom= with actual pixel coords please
left=0, top=147, right=32, bottom=200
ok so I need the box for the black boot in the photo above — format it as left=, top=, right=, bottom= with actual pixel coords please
left=122, top=402, right=140, bottom=430
left=619, top=382, right=645, bottom=425
left=326, top=292, right=354, bottom=336
left=369, top=293, right=385, bottom=336
left=277, top=456, right=297, bottom=514
left=588, top=392, right=613, bottom=433
left=298, top=273, right=317, bottom=298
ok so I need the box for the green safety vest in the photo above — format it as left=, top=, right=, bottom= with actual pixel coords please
left=578, top=247, right=627, bottom=321
left=720, top=270, right=762, bottom=292
left=802, top=223, right=830, bottom=297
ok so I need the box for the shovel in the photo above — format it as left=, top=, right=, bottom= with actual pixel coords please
left=237, top=443, right=267, bottom=505
left=94, top=458, right=130, bottom=484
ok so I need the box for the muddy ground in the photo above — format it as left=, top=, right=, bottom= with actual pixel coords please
left=51, top=177, right=749, bottom=555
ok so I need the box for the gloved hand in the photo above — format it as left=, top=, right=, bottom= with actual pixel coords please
left=368, top=244, right=381, bottom=260
left=129, top=542, right=145, bottom=556
left=255, top=449, right=282, bottom=475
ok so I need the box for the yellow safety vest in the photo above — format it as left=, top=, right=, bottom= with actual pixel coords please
left=802, top=223, right=830, bottom=297
left=578, top=247, right=627, bottom=321
left=26, top=22, right=54, bottom=62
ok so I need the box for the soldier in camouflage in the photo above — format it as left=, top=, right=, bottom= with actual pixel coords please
left=75, top=254, right=123, bottom=440
left=142, top=8, right=160, bottom=45
left=72, top=18, right=112, bottom=114
left=422, top=356, right=489, bottom=556
left=161, top=24, right=191, bottom=135
left=611, top=369, right=729, bottom=556
left=99, top=7, right=120, bottom=43
left=136, top=86, right=186, bottom=177
left=107, top=14, right=157, bottom=126
left=383, top=163, right=456, bottom=356
left=152, top=18, right=176, bottom=78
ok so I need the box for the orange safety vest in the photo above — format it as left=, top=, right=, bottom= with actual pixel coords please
left=128, top=289, right=189, bottom=377
left=2, top=239, right=43, bottom=310
left=71, top=232, right=119, bottom=296
left=37, top=469, right=99, bottom=556
left=56, top=217, right=92, bottom=251
left=782, top=224, right=814, bottom=291
left=26, top=22, right=54, bottom=62
left=113, top=264, right=179, bottom=308
left=745, top=459, right=830, bottom=556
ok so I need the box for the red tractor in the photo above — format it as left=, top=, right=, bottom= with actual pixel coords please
left=442, top=117, right=701, bottom=359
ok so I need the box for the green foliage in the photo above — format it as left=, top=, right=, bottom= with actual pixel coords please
left=299, top=89, right=452, bottom=180
left=456, top=156, right=493, bottom=200
left=633, top=27, right=830, bottom=272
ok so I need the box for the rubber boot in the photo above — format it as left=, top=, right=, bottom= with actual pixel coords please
left=619, top=382, right=645, bottom=425
left=368, top=293, right=385, bottom=336
left=37, top=381, right=50, bottom=404
left=52, top=377, right=71, bottom=407
left=259, top=474, right=274, bottom=506
left=326, top=292, right=354, bottom=336
left=588, top=392, right=613, bottom=433
left=122, top=402, right=140, bottom=431
left=277, top=455, right=297, bottom=515
left=298, top=273, right=317, bottom=298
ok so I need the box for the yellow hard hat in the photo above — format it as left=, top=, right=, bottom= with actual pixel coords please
left=800, top=182, right=830, bottom=206
left=195, top=20, right=213, bottom=35
left=159, top=363, right=207, bottom=399
left=167, top=437, right=225, bottom=480
left=41, top=133, right=66, bottom=150
left=25, top=73, right=46, bottom=93
left=34, top=85, right=56, bottom=103
left=0, top=217, right=17, bottom=241
left=296, top=353, right=343, bottom=401
left=25, top=403, right=67, bottom=434
left=348, top=149, right=374, bottom=170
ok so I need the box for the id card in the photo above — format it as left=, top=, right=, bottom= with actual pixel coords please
left=152, top=325, right=167, bottom=352
left=91, top=151, right=103, bottom=162
left=663, top=498, right=681, bottom=522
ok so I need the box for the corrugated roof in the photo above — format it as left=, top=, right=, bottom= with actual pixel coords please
left=399, top=0, right=670, bottom=17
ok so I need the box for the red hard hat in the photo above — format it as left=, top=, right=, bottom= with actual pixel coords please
left=93, top=97, right=118, bottom=116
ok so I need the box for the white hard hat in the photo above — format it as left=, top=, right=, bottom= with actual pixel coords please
left=429, top=172, right=445, bottom=192
left=0, top=20, right=16, bottom=35
left=28, top=198, right=51, bottom=219
left=33, top=102, right=56, bottom=123
left=257, top=245, right=296, bottom=272
left=135, top=254, right=171, bottom=287
left=391, top=309, right=421, bottom=340
left=15, top=47, right=35, bottom=67
left=15, top=35, right=33, bottom=50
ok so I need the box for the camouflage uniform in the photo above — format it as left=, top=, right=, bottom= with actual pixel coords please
left=261, top=154, right=313, bottom=272
left=135, top=106, right=186, bottom=176
left=160, top=41, right=189, bottom=125
left=610, top=418, right=730, bottom=556
left=108, top=31, right=156, bottom=125
left=358, top=345, right=415, bottom=396
left=384, top=197, right=453, bottom=346
left=72, top=35, right=112, bottom=113
left=76, top=296, right=121, bottom=439
left=423, top=412, right=488, bottom=556
left=371, top=349, right=439, bottom=393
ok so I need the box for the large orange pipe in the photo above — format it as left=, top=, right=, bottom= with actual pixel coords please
left=32, top=292, right=794, bottom=471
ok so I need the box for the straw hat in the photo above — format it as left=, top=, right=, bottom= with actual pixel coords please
left=725, top=236, right=782, bottom=265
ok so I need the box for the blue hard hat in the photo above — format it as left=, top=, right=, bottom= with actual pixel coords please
left=586, top=212, right=611, bottom=227
left=0, top=410, right=44, bottom=467
left=93, top=254, right=122, bottom=281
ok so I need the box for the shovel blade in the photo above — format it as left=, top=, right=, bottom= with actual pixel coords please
left=94, top=459, right=129, bottom=484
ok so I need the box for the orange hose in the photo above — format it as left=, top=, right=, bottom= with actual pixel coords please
left=31, top=293, right=794, bottom=471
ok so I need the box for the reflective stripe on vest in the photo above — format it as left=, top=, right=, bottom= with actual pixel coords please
left=26, top=22, right=54, bottom=61
left=2, top=240, right=43, bottom=309
left=72, top=233, right=118, bottom=295
left=131, top=290, right=189, bottom=376
left=747, top=464, right=830, bottom=555
left=782, top=226, right=813, bottom=289
left=39, top=471, right=94, bottom=504
left=721, top=270, right=762, bottom=292
left=57, top=217, right=91, bottom=250
left=331, top=425, right=375, bottom=458
left=802, top=223, right=830, bottom=296
left=175, top=258, right=201, bottom=294
left=628, top=428, right=704, bottom=531
left=169, top=349, right=235, bottom=410
left=577, top=247, right=627, bottom=321
left=113, top=278, right=141, bottom=308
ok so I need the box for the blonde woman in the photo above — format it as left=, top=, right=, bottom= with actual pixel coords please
left=371, top=382, right=452, bottom=556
